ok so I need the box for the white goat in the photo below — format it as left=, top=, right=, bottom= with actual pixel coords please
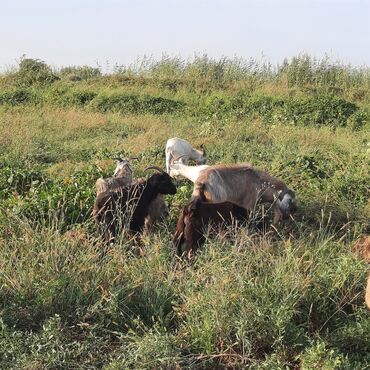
left=169, top=162, right=209, bottom=182
left=192, top=164, right=297, bottom=225
left=165, top=137, right=206, bottom=174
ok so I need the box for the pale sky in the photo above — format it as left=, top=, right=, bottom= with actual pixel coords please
left=0, top=0, right=369, bottom=71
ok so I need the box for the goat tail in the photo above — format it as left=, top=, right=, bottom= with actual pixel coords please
left=191, top=182, right=207, bottom=202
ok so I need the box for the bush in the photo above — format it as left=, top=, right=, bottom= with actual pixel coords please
left=281, top=94, right=357, bottom=126
left=105, top=325, right=180, bottom=370
left=0, top=89, right=39, bottom=106
left=16, top=57, right=59, bottom=86
left=45, top=86, right=97, bottom=107
left=347, top=108, right=370, bottom=131
left=300, top=340, right=351, bottom=370
left=0, top=162, right=45, bottom=197
left=59, top=65, right=102, bottom=81
left=90, top=93, right=184, bottom=115
left=197, top=93, right=358, bottom=127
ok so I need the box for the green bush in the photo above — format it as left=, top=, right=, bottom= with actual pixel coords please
left=281, top=94, right=357, bottom=126
left=16, top=57, right=59, bottom=86
left=45, top=86, right=97, bottom=107
left=105, top=325, right=180, bottom=370
left=59, top=65, right=102, bottom=81
left=0, top=163, right=45, bottom=197
left=197, top=93, right=358, bottom=127
left=90, top=93, right=184, bottom=115
left=0, top=88, right=39, bottom=106
left=300, top=340, right=351, bottom=370
left=347, top=107, right=370, bottom=130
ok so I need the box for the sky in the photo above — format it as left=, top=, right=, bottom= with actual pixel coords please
left=0, top=0, right=369, bottom=72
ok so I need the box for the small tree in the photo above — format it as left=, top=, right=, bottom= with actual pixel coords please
left=16, top=56, right=59, bottom=86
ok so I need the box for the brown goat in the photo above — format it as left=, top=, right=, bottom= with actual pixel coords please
left=173, top=199, right=248, bottom=257
left=96, top=159, right=169, bottom=232
left=94, top=167, right=176, bottom=243
left=351, top=235, right=370, bottom=309
left=192, top=163, right=297, bottom=225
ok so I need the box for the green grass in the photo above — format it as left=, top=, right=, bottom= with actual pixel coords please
left=0, top=55, right=369, bottom=369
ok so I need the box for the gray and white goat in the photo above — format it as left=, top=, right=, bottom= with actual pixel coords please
left=192, top=164, right=297, bottom=225
left=96, top=157, right=169, bottom=232
left=165, top=137, right=206, bottom=174
left=95, top=158, right=133, bottom=195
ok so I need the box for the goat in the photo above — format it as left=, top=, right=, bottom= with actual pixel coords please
left=173, top=199, right=248, bottom=257
left=132, top=174, right=170, bottom=232
left=192, top=164, right=297, bottom=225
left=352, top=235, right=370, bottom=309
left=169, top=161, right=209, bottom=182
left=95, top=158, right=133, bottom=195
left=94, top=166, right=176, bottom=243
left=96, top=158, right=169, bottom=232
left=144, top=194, right=169, bottom=231
left=165, top=137, right=206, bottom=174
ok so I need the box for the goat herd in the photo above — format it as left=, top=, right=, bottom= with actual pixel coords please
left=93, top=137, right=298, bottom=257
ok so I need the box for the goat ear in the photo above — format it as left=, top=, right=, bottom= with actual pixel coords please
left=200, top=144, right=206, bottom=156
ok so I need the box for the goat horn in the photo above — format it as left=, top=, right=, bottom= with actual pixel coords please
left=112, top=157, right=124, bottom=162
left=144, top=166, right=165, bottom=174
left=129, top=156, right=139, bottom=160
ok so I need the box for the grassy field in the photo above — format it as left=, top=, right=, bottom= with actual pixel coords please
left=0, top=55, right=369, bottom=369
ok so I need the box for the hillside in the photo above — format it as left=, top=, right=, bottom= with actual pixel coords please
left=0, top=55, right=369, bottom=369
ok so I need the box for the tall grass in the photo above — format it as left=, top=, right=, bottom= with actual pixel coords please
left=0, top=213, right=368, bottom=368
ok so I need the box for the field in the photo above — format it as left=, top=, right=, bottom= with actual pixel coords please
left=0, top=55, right=369, bottom=369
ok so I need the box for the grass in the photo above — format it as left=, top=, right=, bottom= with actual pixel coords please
left=0, top=55, right=369, bottom=369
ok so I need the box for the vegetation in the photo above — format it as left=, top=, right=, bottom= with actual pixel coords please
left=0, top=55, right=369, bottom=369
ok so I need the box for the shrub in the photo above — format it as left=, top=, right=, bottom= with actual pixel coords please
left=0, top=89, right=39, bottom=106
left=300, top=340, right=350, bottom=370
left=105, top=325, right=180, bottom=370
left=45, top=86, right=97, bottom=107
left=347, top=107, right=370, bottom=131
left=15, top=57, right=59, bottom=86
left=0, top=163, right=45, bottom=197
left=90, top=93, right=184, bottom=115
left=196, top=93, right=358, bottom=127
left=281, top=94, right=357, bottom=126
left=59, top=65, right=102, bottom=81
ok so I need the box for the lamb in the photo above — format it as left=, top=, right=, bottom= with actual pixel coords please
left=93, top=166, right=176, bottom=243
left=165, top=137, right=206, bottom=174
left=173, top=199, right=248, bottom=257
left=169, top=162, right=209, bottom=182
left=95, top=158, right=133, bottom=195
left=192, top=164, right=297, bottom=225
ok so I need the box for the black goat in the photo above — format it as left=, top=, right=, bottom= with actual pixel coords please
left=94, top=166, right=176, bottom=243
left=173, top=199, right=248, bottom=257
